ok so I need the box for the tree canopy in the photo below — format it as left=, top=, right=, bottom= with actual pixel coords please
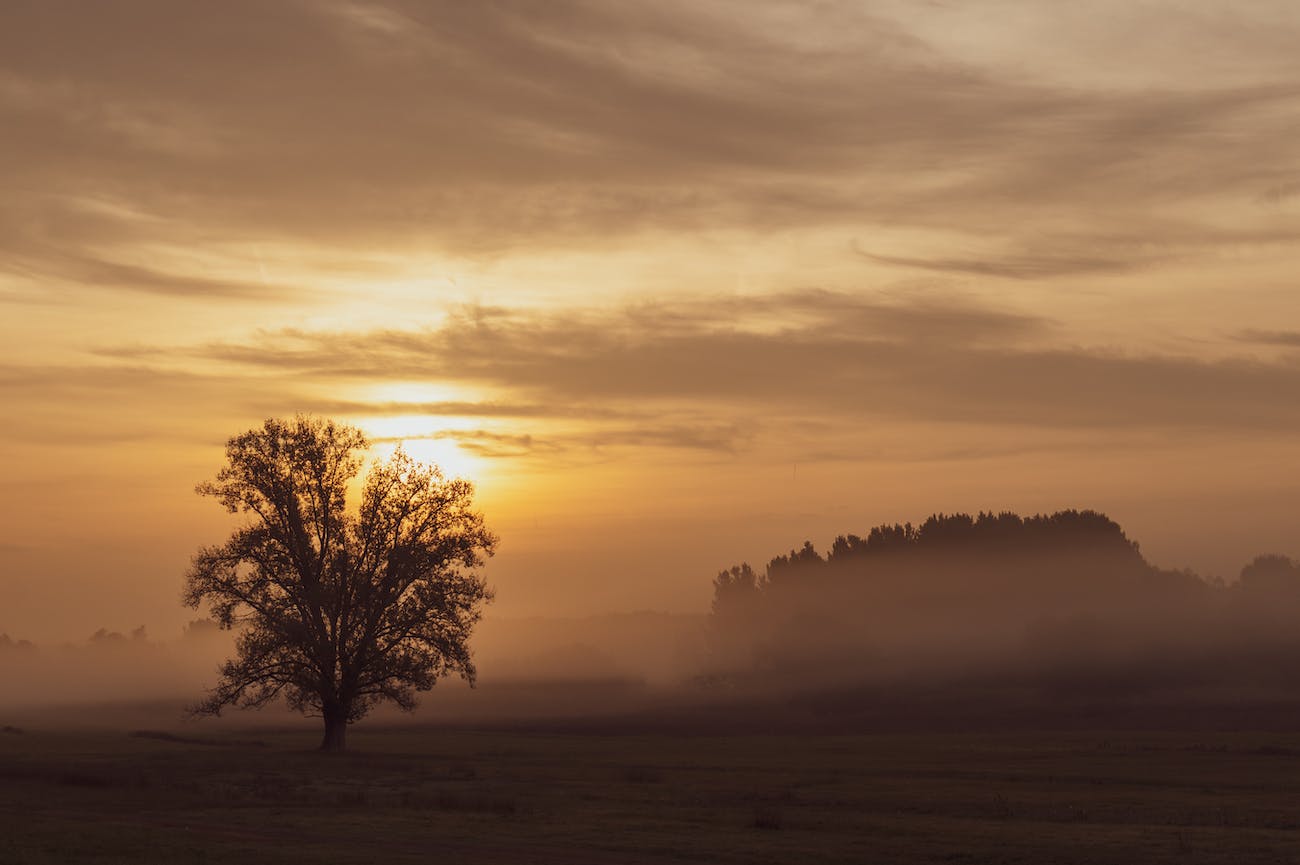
left=707, top=510, right=1205, bottom=674
left=183, top=416, right=496, bottom=751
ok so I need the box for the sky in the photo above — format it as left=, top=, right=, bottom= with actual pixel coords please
left=2, top=0, right=1300, bottom=643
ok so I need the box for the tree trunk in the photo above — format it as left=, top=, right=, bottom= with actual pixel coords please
left=320, top=705, right=348, bottom=752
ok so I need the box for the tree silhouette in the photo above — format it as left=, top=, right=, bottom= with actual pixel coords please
left=183, top=416, right=496, bottom=751
left=1237, top=554, right=1300, bottom=595
left=706, top=509, right=1192, bottom=674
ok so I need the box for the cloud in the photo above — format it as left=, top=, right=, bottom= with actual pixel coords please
left=265, top=399, right=638, bottom=422
left=1237, top=329, right=1300, bottom=348
left=6, top=2, right=1300, bottom=453
left=3, top=0, right=1299, bottom=298
left=856, top=246, right=1149, bottom=280
left=0, top=192, right=300, bottom=302
left=384, top=424, right=751, bottom=458
left=6, top=251, right=293, bottom=301
left=90, top=291, right=1300, bottom=437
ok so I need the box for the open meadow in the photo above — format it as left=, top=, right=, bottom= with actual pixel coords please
left=5, top=706, right=1300, bottom=865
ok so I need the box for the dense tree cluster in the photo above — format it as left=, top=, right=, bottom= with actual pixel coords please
left=0, top=634, right=35, bottom=653
left=714, top=510, right=1156, bottom=618
left=709, top=510, right=1300, bottom=676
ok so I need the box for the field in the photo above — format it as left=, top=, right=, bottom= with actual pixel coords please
left=4, top=709, right=1300, bottom=864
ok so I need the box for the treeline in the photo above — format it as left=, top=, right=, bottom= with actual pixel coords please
left=0, top=621, right=221, bottom=655
left=708, top=510, right=1300, bottom=683
left=0, top=620, right=238, bottom=710
left=0, top=634, right=36, bottom=653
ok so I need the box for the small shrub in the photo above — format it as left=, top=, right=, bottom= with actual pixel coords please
left=127, top=730, right=266, bottom=747
left=434, top=792, right=518, bottom=816
left=989, top=793, right=1014, bottom=820
left=335, top=789, right=368, bottom=807
left=623, top=766, right=663, bottom=784
left=752, top=804, right=783, bottom=830
left=58, top=770, right=117, bottom=788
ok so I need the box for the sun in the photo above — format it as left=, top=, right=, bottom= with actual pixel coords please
left=340, top=381, right=505, bottom=485
left=357, top=414, right=487, bottom=484
left=392, top=435, right=483, bottom=482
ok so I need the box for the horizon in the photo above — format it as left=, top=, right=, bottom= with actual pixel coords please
left=2, top=496, right=1288, bottom=645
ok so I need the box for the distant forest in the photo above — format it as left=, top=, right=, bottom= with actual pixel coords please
left=709, top=510, right=1300, bottom=687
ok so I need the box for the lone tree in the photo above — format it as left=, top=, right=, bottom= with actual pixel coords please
left=183, top=416, right=496, bottom=751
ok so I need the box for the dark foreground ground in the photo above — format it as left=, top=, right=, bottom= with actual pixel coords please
left=4, top=709, right=1300, bottom=865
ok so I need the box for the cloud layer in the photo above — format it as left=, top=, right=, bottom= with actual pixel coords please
left=4, top=0, right=1300, bottom=300
left=50, top=292, right=1300, bottom=466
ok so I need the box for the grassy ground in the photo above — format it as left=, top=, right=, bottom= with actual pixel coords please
left=3, top=722, right=1300, bottom=864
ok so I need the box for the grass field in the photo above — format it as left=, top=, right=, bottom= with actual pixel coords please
left=4, top=715, right=1300, bottom=864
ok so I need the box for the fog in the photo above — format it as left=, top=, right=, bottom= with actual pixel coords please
left=5, top=510, right=1300, bottom=734
left=0, top=621, right=233, bottom=714
left=705, top=511, right=1300, bottom=712
left=0, top=611, right=709, bottom=726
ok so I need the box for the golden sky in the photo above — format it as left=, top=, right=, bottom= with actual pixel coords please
left=3, top=0, right=1300, bottom=641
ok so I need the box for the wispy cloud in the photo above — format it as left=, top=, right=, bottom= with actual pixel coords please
left=1237, top=329, right=1300, bottom=348
left=3, top=0, right=1299, bottom=301
left=78, top=292, right=1300, bottom=441
left=381, top=424, right=751, bottom=458
left=857, top=247, right=1150, bottom=280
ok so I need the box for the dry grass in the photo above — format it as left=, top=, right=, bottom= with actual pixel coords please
left=4, top=723, right=1300, bottom=863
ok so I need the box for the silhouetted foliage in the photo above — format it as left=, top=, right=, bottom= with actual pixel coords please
left=183, top=415, right=496, bottom=751
left=86, top=626, right=149, bottom=649
left=711, top=564, right=762, bottom=618
left=0, top=634, right=36, bottom=653
left=708, top=510, right=1211, bottom=675
left=1237, top=554, right=1300, bottom=596
left=181, top=618, right=220, bottom=640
